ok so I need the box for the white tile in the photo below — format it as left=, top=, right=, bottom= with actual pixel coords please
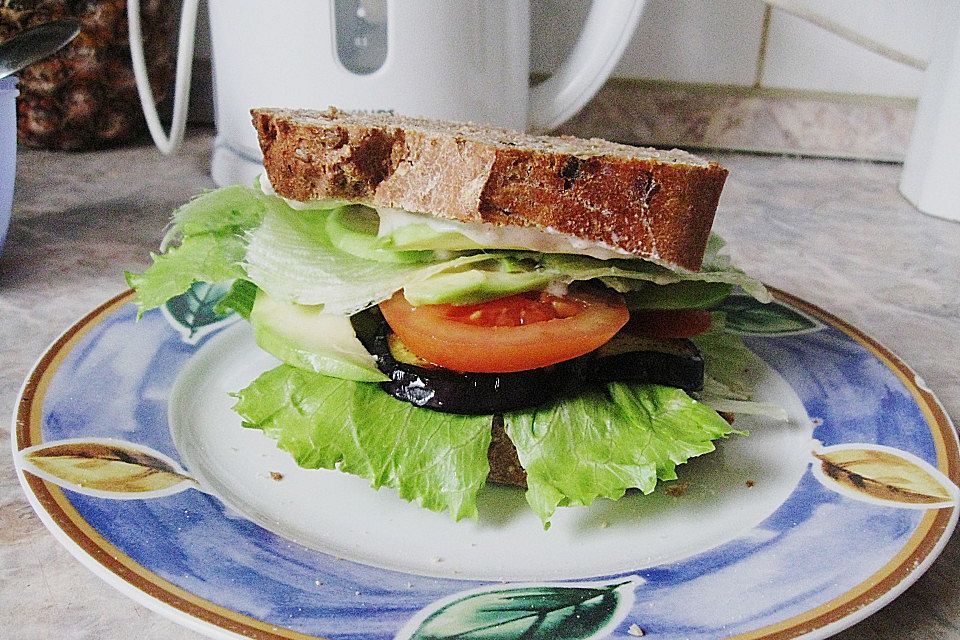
left=767, top=0, right=946, bottom=63
left=531, top=0, right=766, bottom=86
left=760, top=4, right=940, bottom=98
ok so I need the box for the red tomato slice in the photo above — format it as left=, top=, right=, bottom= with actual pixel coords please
left=628, top=309, right=713, bottom=338
left=379, top=289, right=629, bottom=373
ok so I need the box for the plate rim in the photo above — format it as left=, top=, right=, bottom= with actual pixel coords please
left=12, top=287, right=960, bottom=640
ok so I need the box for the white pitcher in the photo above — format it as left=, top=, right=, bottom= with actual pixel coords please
left=127, top=0, right=645, bottom=186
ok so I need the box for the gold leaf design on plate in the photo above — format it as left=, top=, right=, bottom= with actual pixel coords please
left=22, top=440, right=196, bottom=497
left=813, top=444, right=959, bottom=508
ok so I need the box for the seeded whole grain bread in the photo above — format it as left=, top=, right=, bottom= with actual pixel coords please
left=252, top=107, right=728, bottom=271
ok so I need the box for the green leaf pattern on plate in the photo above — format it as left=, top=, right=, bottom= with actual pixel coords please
left=715, top=294, right=820, bottom=335
left=398, top=578, right=641, bottom=640
left=163, top=281, right=235, bottom=342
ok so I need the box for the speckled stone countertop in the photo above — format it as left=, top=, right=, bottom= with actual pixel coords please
left=2, top=129, right=959, bottom=639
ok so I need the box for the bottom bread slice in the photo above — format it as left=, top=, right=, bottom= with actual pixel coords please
left=485, top=411, right=736, bottom=489
left=486, top=416, right=527, bottom=487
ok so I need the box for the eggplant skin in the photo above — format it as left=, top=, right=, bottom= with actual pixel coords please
left=381, top=363, right=578, bottom=414
left=351, top=308, right=580, bottom=414
left=350, top=308, right=705, bottom=414
left=590, top=348, right=703, bottom=393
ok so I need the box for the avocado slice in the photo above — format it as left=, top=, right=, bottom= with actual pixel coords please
left=325, top=205, right=435, bottom=263
left=379, top=222, right=483, bottom=251
left=250, top=290, right=387, bottom=382
left=403, top=268, right=555, bottom=306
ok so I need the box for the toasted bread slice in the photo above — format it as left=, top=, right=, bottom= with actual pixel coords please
left=252, top=107, right=727, bottom=271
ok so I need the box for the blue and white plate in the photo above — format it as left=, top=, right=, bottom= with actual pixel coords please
left=13, top=287, right=959, bottom=640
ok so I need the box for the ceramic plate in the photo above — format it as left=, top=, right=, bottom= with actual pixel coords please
left=13, top=287, right=959, bottom=640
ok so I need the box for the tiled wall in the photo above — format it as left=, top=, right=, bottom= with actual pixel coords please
left=532, top=0, right=945, bottom=99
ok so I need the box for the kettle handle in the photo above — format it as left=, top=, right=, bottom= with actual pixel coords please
left=128, top=0, right=200, bottom=155
left=528, top=0, right=645, bottom=132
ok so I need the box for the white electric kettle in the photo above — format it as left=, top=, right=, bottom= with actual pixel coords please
left=128, top=0, right=645, bottom=187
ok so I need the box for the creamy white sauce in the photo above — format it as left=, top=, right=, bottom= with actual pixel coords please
left=374, top=207, right=635, bottom=260
left=259, top=172, right=637, bottom=260
left=258, top=173, right=350, bottom=211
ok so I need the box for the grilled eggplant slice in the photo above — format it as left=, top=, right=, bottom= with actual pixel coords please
left=351, top=308, right=580, bottom=414
left=591, top=331, right=704, bottom=392
left=351, top=308, right=705, bottom=413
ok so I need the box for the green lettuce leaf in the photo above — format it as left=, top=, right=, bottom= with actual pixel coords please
left=129, top=186, right=269, bottom=314
left=235, top=362, right=739, bottom=523
left=161, top=184, right=269, bottom=248
left=126, top=233, right=248, bottom=314
left=133, top=185, right=768, bottom=320
left=241, top=199, right=506, bottom=314
left=692, top=317, right=789, bottom=420
left=233, top=365, right=367, bottom=471
left=233, top=365, right=493, bottom=520
left=536, top=253, right=771, bottom=303
left=215, top=279, right=258, bottom=320
left=693, top=316, right=759, bottom=400
left=504, top=384, right=737, bottom=523
left=350, top=383, right=492, bottom=518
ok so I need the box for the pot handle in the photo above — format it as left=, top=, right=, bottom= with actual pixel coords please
left=528, top=0, right=645, bottom=132
left=128, top=0, right=200, bottom=155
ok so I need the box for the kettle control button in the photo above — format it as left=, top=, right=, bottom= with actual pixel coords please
left=334, top=0, right=388, bottom=75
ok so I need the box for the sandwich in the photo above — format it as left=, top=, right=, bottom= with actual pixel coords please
left=128, top=107, right=780, bottom=524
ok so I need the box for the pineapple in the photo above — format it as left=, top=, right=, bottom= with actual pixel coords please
left=0, top=0, right=179, bottom=150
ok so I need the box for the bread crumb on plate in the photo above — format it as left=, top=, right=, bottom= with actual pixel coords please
left=664, top=482, right=689, bottom=497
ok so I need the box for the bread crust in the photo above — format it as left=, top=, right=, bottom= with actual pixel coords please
left=252, top=107, right=727, bottom=270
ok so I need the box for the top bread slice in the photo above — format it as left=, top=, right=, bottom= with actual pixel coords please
left=251, top=107, right=727, bottom=271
